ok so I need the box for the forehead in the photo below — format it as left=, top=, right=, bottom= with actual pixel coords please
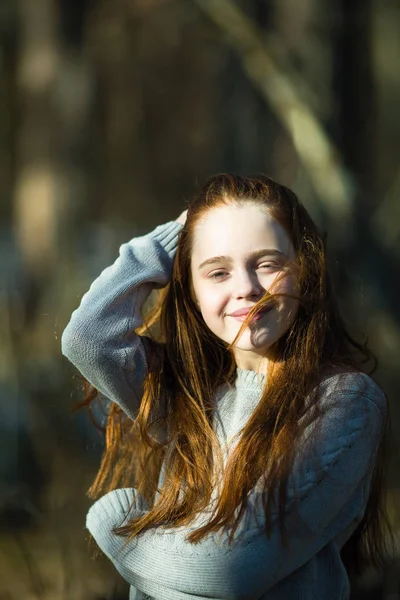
left=191, top=203, right=294, bottom=264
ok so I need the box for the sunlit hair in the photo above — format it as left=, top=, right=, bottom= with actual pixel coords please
left=78, top=173, right=393, bottom=575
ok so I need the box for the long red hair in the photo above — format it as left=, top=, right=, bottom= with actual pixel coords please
left=78, top=174, right=393, bottom=575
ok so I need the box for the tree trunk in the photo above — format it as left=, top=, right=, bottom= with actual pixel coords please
left=333, top=0, right=377, bottom=205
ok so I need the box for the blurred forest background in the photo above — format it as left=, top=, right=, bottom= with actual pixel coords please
left=1, top=0, right=400, bottom=598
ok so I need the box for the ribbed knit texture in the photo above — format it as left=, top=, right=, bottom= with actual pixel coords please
left=61, top=221, right=387, bottom=600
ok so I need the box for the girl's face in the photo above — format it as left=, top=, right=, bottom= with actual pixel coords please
left=190, top=203, right=299, bottom=371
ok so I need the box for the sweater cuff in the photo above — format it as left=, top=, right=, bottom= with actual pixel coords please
left=149, top=221, right=183, bottom=255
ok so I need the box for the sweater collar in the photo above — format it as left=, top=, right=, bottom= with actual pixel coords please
left=235, top=368, right=266, bottom=389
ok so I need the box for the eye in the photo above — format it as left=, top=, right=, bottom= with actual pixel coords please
left=208, top=270, right=228, bottom=280
left=258, top=262, right=280, bottom=271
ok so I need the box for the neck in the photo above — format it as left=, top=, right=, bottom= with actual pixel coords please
left=233, top=352, right=268, bottom=376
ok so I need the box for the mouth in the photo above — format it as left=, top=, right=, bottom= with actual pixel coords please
left=228, top=306, right=273, bottom=322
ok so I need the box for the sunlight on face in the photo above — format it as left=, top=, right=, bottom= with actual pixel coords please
left=190, top=203, right=299, bottom=372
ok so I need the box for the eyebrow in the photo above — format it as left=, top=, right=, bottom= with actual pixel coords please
left=198, top=249, right=286, bottom=270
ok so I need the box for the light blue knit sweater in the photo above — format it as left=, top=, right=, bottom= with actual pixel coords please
left=61, top=221, right=387, bottom=600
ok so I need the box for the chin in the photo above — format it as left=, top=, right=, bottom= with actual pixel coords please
left=233, top=332, right=274, bottom=351
left=236, top=345, right=269, bottom=355
left=232, top=338, right=271, bottom=353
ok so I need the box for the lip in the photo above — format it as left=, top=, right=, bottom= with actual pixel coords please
left=228, top=306, right=272, bottom=321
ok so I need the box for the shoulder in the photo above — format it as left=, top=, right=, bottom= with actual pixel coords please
left=295, top=370, right=387, bottom=486
left=317, top=368, right=387, bottom=419
left=298, top=369, right=388, bottom=452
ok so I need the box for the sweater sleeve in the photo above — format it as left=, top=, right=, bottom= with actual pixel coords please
left=86, top=376, right=387, bottom=600
left=61, top=221, right=183, bottom=420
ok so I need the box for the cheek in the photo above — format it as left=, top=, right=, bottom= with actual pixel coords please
left=193, top=283, right=227, bottom=317
left=199, top=290, right=225, bottom=314
left=282, top=287, right=300, bottom=323
left=268, top=271, right=296, bottom=296
left=271, top=274, right=299, bottom=318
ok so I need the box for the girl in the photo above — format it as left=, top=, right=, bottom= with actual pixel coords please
left=62, top=174, right=392, bottom=600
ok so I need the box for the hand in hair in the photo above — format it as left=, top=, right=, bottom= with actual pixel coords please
left=175, top=209, right=188, bottom=225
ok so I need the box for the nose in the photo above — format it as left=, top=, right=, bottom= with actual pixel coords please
left=232, top=269, right=263, bottom=299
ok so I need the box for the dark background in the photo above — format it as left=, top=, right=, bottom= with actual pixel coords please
left=0, top=0, right=399, bottom=597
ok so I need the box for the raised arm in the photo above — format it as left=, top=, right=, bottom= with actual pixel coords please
left=86, top=374, right=387, bottom=600
left=61, top=219, right=184, bottom=420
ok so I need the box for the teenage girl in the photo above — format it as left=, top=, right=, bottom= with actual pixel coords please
left=62, top=174, right=392, bottom=600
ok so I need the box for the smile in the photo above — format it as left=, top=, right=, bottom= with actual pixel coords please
left=228, top=306, right=273, bottom=322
